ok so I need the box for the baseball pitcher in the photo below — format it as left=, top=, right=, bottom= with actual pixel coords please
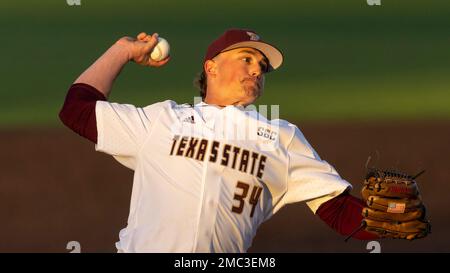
left=59, top=29, right=430, bottom=252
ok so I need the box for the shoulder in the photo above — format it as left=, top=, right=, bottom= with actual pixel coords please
left=143, top=99, right=178, bottom=110
left=268, top=118, right=317, bottom=158
left=143, top=100, right=196, bottom=111
left=246, top=109, right=311, bottom=152
left=140, top=100, right=188, bottom=115
left=253, top=114, right=305, bottom=149
left=96, top=100, right=188, bottom=121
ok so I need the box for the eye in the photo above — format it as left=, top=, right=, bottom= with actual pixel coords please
left=242, top=57, right=252, bottom=63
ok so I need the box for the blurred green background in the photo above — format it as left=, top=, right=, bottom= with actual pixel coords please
left=1, top=0, right=449, bottom=126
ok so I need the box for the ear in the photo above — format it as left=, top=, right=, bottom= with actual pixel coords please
left=204, top=60, right=217, bottom=77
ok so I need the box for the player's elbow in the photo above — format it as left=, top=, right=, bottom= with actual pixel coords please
left=59, top=87, right=83, bottom=129
left=58, top=83, right=105, bottom=143
left=58, top=97, right=91, bottom=135
left=58, top=102, right=72, bottom=128
left=59, top=83, right=106, bottom=128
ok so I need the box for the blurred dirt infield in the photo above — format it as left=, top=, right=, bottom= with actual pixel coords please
left=1, top=121, right=449, bottom=253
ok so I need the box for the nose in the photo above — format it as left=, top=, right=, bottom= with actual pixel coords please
left=250, top=64, right=263, bottom=79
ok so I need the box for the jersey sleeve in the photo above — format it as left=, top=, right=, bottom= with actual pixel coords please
left=94, top=100, right=166, bottom=170
left=283, top=125, right=352, bottom=213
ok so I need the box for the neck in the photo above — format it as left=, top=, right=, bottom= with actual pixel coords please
left=204, top=96, right=250, bottom=108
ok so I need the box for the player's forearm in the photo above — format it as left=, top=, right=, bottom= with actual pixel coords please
left=74, top=41, right=131, bottom=98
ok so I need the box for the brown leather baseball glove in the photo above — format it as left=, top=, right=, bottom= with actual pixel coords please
left=359, top=168, right=431, bottom=240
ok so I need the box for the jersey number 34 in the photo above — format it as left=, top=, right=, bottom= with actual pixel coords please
left=231, top=182, right=263, bottom=218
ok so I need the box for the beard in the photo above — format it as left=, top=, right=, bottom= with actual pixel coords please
left=241, top=78, right=263, bottom=98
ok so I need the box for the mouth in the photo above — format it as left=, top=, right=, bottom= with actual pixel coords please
left=242, top=78, right=261, bottom=89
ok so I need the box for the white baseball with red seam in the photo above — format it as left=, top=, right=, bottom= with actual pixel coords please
left=150, top=37, right=170, bottom=61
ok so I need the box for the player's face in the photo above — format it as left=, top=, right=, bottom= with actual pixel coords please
left=212, top=48, right=268, bottom=106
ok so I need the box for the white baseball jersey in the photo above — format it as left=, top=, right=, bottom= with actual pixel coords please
left=95, top=100, right=351, bottom=253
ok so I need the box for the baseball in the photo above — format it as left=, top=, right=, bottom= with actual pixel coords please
left=150, top=37, right=170, bottom=61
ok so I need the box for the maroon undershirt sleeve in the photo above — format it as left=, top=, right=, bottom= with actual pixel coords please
left=59, top=83, right=107, bottom=144
left=316, top=192, right=379, bottom=240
